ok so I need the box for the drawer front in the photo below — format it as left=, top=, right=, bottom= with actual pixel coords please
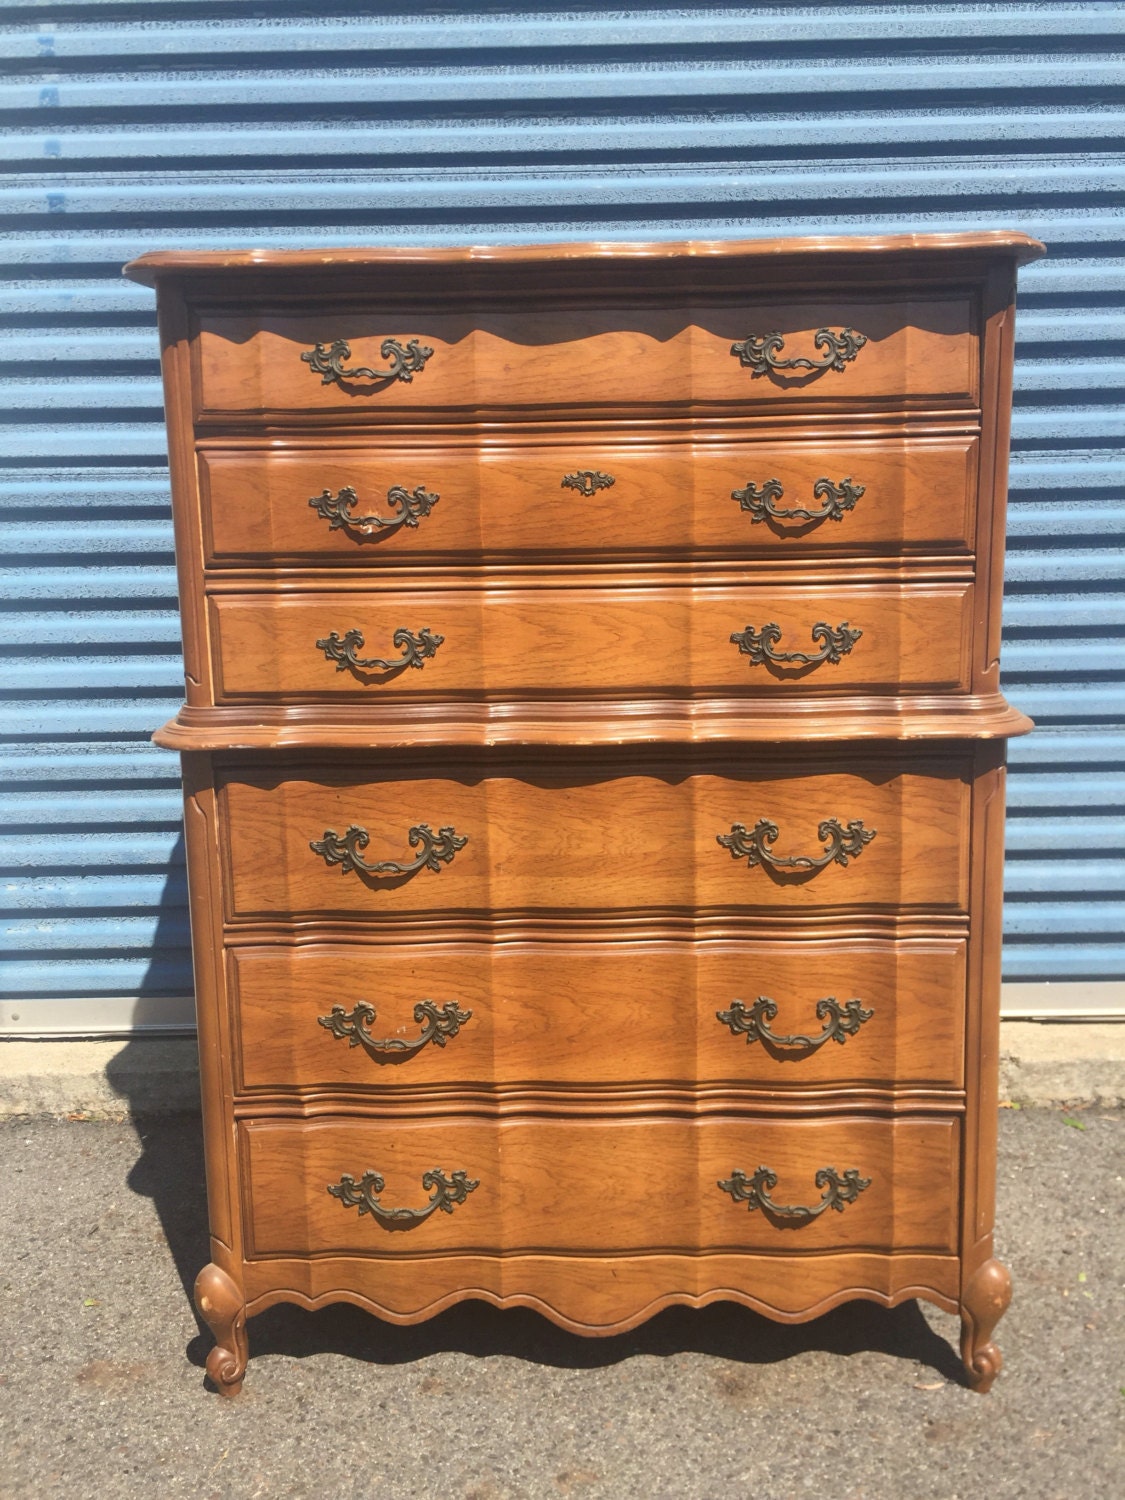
left=242, top=1115, right=960, bottom=1257
left=231, top=938, right=967, bottom=1094
left=209, top=583, right=973, bottom=700
left=219, top=759, right=970, bottom=919
left=194, top=297, right=977, bottom=420
left=199, top=435, right=978, bottom=564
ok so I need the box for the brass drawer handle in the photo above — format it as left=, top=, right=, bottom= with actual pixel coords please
left=310, top=822, right=468, bottom=878
left=318, top=999, right=473, bottom=1063
left=730, top=327, right=867, bottom=376
left=731, top=620, right=861, bottom=668
left=316, top=626, right=443, bottom=673
left=718, top=817, right=876, bottom=873
left=329, top=1168, right=478, bottom=1229
left=301, top=337, right=433, bottom=387
left=562, top=469, right=615, bottom=496
left=309, top=483, right=439, bottom=538
left=717, top=996, right=873, bottom=1052
left=719, top=1165, right=871, bottom=1222
left=732, top=476, right=864, bottom=525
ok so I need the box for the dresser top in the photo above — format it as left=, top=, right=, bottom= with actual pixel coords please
left=124, top=230, right=1044, bottom=286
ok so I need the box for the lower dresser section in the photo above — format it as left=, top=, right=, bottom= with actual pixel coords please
left=181, top=739, right=1009, bottom=1396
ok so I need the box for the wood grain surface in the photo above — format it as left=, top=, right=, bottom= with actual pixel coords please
left=199, top=434, right=978, bottom=563
left=124, top=229, right=1044, bottom=284
left=239, top=1246, right=962, bottom=1331
left=241, top=1113, right=959, bottom=1257
left=229, top=936, right=967, bottom=1095
left=194, top=296, right=977, bottom=419
left=218, top=756, right=970, bottom=920
left=208, top=581, right=973, bottom=700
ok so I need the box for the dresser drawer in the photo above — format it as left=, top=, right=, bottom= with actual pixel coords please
left=230, top=938, right=966, bottom=1095
left=199, top=435, right=978, bottom=564
left=209, top=582, right=973, bottom=700
left=218, top=757, right=970, bottom=920
left=241, top=1115, right=960, bottom=1258
left=194, top=296, right=977, bottom=421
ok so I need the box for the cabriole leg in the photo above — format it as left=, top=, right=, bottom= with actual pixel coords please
left=194, top=1262, right=248, bottom=1397
left=960, top=1257, right=1011, bottom=1394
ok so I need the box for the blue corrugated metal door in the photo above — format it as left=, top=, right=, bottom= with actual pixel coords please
left=1, top=2, right=1122, bottom=1031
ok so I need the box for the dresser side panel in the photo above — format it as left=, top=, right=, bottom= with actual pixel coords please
left=180, top=753, right=241, bottom=1266
left=156, top=283, right=213, bottom=704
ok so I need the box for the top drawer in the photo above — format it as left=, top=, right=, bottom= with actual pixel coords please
left=193, top=295, right=978, bottom=422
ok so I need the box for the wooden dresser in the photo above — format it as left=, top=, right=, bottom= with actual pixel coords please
left=126, top=231, right=1043, bottom=1396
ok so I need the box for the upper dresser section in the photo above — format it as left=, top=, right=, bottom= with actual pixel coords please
left=125, top=232, right=1044, bottom=750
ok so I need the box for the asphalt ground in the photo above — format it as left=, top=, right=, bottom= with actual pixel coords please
left=0, top=1109, right=1121, bottom=1500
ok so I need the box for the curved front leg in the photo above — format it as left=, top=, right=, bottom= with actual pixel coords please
left=194, top=1263, right=248, bottom=1398
left=961, top=1257, right=1011, bottom=1394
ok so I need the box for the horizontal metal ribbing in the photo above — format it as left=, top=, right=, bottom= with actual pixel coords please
left=0, top=1, right=1121, bottom=1017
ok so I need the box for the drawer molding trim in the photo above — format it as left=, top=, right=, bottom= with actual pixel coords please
left=309, top=822, right=469, bottom=879
left=301, top=336, right=433, bottom=388
left=732, top=476, right=864, bottom=527
left=328, top=1167, right=479, bottom=1229
left=309, top=483, right=439, bottom=538
left=718, top=817, right=876, bottom=874
left=719, top=1164, right=872, bottom=1222
left=716, top=995, right=874, bottom=1053
left=731, top=620, right=862, bottom=669
left=316, top=626, right=444, bottom=675
left=730, top=327, right=867, bottom=377
left=317, top=999, right=473, bottom=1063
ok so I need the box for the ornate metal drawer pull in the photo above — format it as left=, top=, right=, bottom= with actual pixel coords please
left=731, top=621, right=861, bottom=668
left=328, top=1168, right=478, bottom=1228
left=732, top=477, right=864, bottom=524
left=309, top=483, right=439, bottom=537
left=310, top=823, right=468, bottom=877
left=562, top=469, right=615, bottom=496
left=730, top=327, right=867, bottom=376
left=316, top=626, right=443, bottom=673
left=718, top=1165, right=871, bottom=1222
left=301, top=337, right=433, bottom=386
left=318, top=999, right=473, bottom=1062
left=716, top=996, right=874, bottom=1052
left=718, top=817, right=875, bottom=873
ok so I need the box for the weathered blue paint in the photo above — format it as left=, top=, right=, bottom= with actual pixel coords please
left=0, top=2, right=1121, bottom=1026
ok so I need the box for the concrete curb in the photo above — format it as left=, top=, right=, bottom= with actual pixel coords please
left=998, top=1021, right=1125, bottom=1109
left=0, top=1039, right=202, bottom=1118
left=0, top=1023, right=1123, bottom=1117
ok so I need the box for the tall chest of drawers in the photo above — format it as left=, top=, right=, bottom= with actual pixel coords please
left=126, top=232, right=1043, bottom=1396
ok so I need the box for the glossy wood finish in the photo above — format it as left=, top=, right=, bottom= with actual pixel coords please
left=242, top=1115, right=960, bottom=1257
left=240, top=1249, right=962, bottom=1332
left=199, top=435, right=978, bottom=565
left=127, top=233, right=1041, bottom=1395
left=229, top=937, right=967, bottom=1095
left=218, top=756, right=970, bottom=920
left=209, top=581, right=973, bottom=700
left=194, top=296, right=977, bottom=421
